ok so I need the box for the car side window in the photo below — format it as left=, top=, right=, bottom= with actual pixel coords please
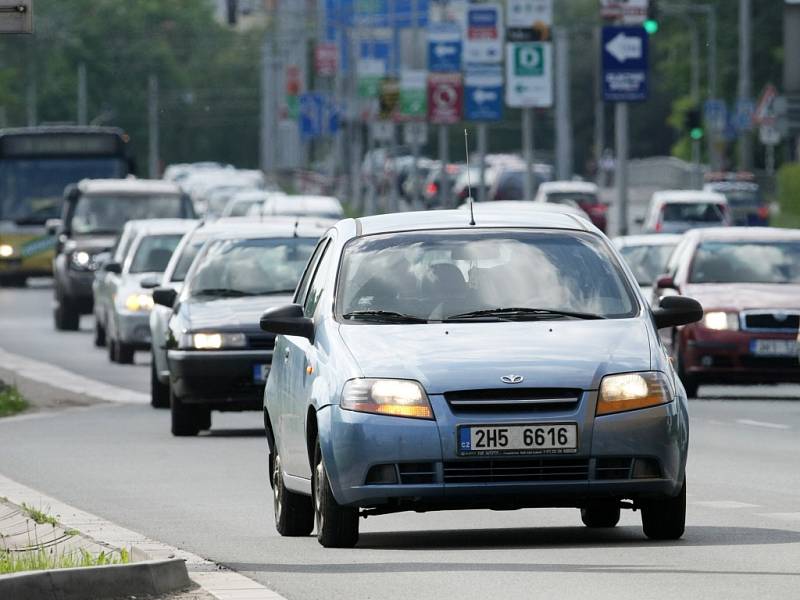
left=293, top=239, right=327, bottom=306
left=303, top=240, right=333, bottom=318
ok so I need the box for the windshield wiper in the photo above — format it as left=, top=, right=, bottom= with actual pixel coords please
left=342, top=310, right=428, bottom=324
left=251, top=289, right=295, bottom=296
left=192, top=288, right=254, bottom=298
left=445, top=307, right=606, bottom=321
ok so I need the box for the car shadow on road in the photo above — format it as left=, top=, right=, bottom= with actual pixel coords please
left=202, top=428, right=265, bottom=438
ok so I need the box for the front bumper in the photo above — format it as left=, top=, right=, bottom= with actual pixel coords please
left=683, top=327, right=800, bottom=384
left=318, top=391, right=687, bottom=509
left=115, top=310, right=153, bottom=347
left=57, top=269, right=95, bottom=311
left=168, top=348, right=273, bottom=409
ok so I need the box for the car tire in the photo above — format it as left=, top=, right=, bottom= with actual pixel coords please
left=313, top=441, right=359, bottom=548
left=641, top=478, right=686, bottom=540
left=170, top=388, right=200, bottom=437
left=272, top=451, right=313, bottom=536
left=107, top=337, right=118, bottom=362
left=196, top=407, right=212, bottom=432
left=54, top=300, right=80, bottom=331
left=94, top=319, right=106, bottom=347
left=150, top=356, right=170, bottom=408
left=580, top=502, right=621, bottom=528
left=116, top=341, right=135, bottom=365
left=676, top=350, right=699, bottom=398
left=0, top=275, right=26, bottom=287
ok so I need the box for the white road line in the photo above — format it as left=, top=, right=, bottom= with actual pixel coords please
left=0, top=346, right=148, bottom=405
left=758, top=512, right=800, bottom=521
left=0, top=472, right=286, bottom=600
left=692, top=500, right=760, bottom=509
left=736, top=419, right=791, bottom=430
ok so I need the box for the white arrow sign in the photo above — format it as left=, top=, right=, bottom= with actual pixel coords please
left=473, top=89, right=498, bottom=104
left=605, top=32, right=642, bottom=63
left=434, top=43, right=458, bottom=58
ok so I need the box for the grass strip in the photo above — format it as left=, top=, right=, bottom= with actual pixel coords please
left=0, top=547, right=130, bottom=575
left=0, top=382, right=28, bottom=418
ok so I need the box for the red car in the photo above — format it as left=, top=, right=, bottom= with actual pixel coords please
left=652, top=227, right=800, bottom=396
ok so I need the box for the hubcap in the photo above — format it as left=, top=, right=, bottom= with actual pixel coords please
left=273, top=455, right=282, bottom=521
left=314, top=460, right=324, bottom=533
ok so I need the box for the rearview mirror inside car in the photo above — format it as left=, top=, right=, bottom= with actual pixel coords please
left=653, top=296, right=703, bottom=329
left=103, top=261, right=122, bottom=274
left=140, top=276, right=160, bottom=289
left=260, top=303, right=314, bottom=342
left=152, top=287, right=178, bottom=308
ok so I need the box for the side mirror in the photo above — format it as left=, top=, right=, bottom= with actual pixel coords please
left=259, top=303, right=314, bottom=342
left=653, top=296, right=703, bottom=329
left=103, top=261, right=122, bottom=274
left=152, top=286, right=178, bottom=308
left=45, top=218, right=62, bottom=236
left=634, top=216, right=645, bottom=226
left=654, top=274, right=677, bottom=291
left=140, top=276, right=161, bottom=289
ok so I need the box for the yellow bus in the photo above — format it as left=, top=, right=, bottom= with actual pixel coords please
left=0, top=126, right=132, bottom=286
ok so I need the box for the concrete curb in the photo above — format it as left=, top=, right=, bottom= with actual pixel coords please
left=0, top=558, right=191, bottom=600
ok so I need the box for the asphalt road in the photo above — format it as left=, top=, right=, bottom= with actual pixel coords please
left=1, top=284, right=799, bottom=599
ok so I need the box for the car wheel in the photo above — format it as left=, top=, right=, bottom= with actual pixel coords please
left=116, top=341, right=135, bottom=365
left=676, top=350, right=699, bottom=398
left=107, top=337, right=117, bottom=362
left=94, top=319, right=106, bottom=347
left=170, top=387, right=200, bottom=437
left=641, top=478, right=686, bottom=540
left=196, top=407, right=212, bottom=431
left=313, top=440, right=359, bottom=548
left=150, top=355, right=170, bottom=408
left=272, top=451, right=313, bottom=536
left=580, top=502, right=621, bottom=528
left=54, top=300, right=80, bottom=331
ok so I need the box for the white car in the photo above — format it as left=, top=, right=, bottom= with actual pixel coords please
left=459, top=200, right=591, bottom=222
left=612, top=234, right=683, bottom=298
left=224, top=190, right=287, bottom=218
left=642, top=190, right=731, bottom=234
left=534, top=181, right=608, bottom=232
left=259, top=194, right=344, bottom=220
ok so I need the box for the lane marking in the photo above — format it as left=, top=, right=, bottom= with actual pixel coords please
left=0, top=346, right=148, bottom=405
left=692, top=500, right=760, bottom=509
left=736, top=419, right=791, bottom=430
left=0, top=472, right=287, bottom=600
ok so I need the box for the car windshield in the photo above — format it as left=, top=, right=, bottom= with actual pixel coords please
left=187, top=237, right=316, bottom=297
left=619, top=244, right=677, bottom=286
left=0, top=158, right=126, bottom=224
left=661, top=202, right=725, bottom=223
left=338, top=230, right=637, bottom=321
left=71, top=194, right=189, bottom=235
left=129, top=234, right=183, bottom=274
left=170, top=236, right=208, bottom=282
left=689, top=241, right=800, bottom=284
left=547, top=192, right=599, bottom=206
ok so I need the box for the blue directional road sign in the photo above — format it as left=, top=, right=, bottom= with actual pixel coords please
left=299, top=94, right=339, bottom=140
left=464, top=67, right=503, bottom=121
left=602, top=26, right=648, bottom=102
left=428, top=23, right=462, bottom=72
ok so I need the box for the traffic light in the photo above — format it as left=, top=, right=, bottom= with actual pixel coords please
left=644, top=1, right=659, bottom=34
left=685, top=108, right=704, bottom=140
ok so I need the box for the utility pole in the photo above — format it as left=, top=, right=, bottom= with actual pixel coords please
left=477, top=123, right=487, bottom=203
left=615, top=102, right=629, bottom=236
left=593, top=26, right=604, bottom=185
left=554, top=27, right=572, bottom=180
left=689, top=19, right=701, bottom=187
left=77, top=62, right=87, bottom=126
left=147, top=74, right=159, bottom=178
left=438, top=125, right=449, bottom=207
left=522, top=108, right=534, bottom=199
left=738, top=0, right=752, bottom=170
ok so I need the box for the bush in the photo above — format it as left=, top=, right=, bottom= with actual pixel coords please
left=776, top=163, right=800, bottom=220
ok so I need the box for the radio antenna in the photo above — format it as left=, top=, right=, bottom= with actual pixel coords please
left=464, top=128, right=475, bottom=226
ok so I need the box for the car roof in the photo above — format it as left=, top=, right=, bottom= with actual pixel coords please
left=539, top=181, right=599, bottom=193
left=684, top=227, right=800, bottom=242
left=202, top=222, right=329, bottom=242
left=124, top=219, right=198, bottom=236
left=651, top=190, right=728, bottom=204
left=613, top=233, right=683, bottom=247
left=78, top=178, right=182, bottom=196
left=349, top=209, right=592, bottom=236
left=460, top=200, right=590, bottom=220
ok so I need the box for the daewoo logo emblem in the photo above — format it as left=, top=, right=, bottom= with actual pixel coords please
left=501, top=374, right=524, bottom=384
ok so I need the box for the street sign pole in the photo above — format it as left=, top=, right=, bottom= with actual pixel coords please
left=439, top=124, right=449, bottom=207
left=615, top=102, right=629, bottom=236
left=477, top=123, right=488, bottom=203
left=522, top=108, right=534, bottom=200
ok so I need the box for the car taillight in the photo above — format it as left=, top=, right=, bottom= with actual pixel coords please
left=426, top=182, right=438, bottom=196
left=758, top=205, right=769, bottom=220
left=655, top=221, right=662, bottom=233
left=582, top=202, right=608, bottom=215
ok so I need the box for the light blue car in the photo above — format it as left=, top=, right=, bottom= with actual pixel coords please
left=260, top=210, right=703, bottom=547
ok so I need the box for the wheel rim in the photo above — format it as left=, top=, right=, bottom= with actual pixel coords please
left=272, top=455, right=283, bottom=522
left=314, top=460, right=324, bottom=534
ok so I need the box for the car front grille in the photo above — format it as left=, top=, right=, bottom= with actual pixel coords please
left=742, top=311, right=800, bottom=332
left=246, top=334, right=275, bottom=350
left=444, top=388, right=581, bottom=412
left=443, top=458, right=589, bottom=484
left=398, top=462, right=436, bottom=485
left=741, top=356, right=799, bottom=370
left=595, top=457, right=633, bottom=480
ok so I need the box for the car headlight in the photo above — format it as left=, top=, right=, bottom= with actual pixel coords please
left=70, top=250, right=101, bottom=271
left=597, top=372, right=672, bottom=416
left=124, top=293, right=154, bottom=312
left=179, top=332, right=247, bottom=350
left=702, top=311, right=739, bottom=331
left=0, top=244, right=13, bottom=258
left=341, top=379, right=434, bottom=420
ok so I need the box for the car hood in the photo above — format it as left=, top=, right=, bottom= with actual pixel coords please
left=66, top=236, right=117, bottom=253
left=683, top=283, right=800, bottom=311
left=337, top=319, right=653, bottom=393
left=183, top=294, right=292, bottom=331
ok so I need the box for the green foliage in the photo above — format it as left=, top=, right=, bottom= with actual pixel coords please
left=20, top=503, right=59, bottom=527
left=775, top=163, right=800, bottom=225
left=0, top=546, right=129, bottom=574
left=0, top=383, right=28, bottom=418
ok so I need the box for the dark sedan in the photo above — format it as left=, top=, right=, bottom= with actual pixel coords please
left=652, top=227, right=800, bottom=396
left=154, top=222, right=326, bottom=436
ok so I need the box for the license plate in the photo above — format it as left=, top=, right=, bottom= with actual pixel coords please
left=749, top=339, right=798, bottom=357
left=458, top=423, right=578, bottom=456
left=252, top=364, right=270, bottom=383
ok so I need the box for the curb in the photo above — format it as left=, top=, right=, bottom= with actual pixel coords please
left=0, top=558, right=191, bottom=600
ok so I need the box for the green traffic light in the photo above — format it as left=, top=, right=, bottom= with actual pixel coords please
left=644, top=19, right=659, bottom=35
left=690, top=128, right=704, bottom=140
